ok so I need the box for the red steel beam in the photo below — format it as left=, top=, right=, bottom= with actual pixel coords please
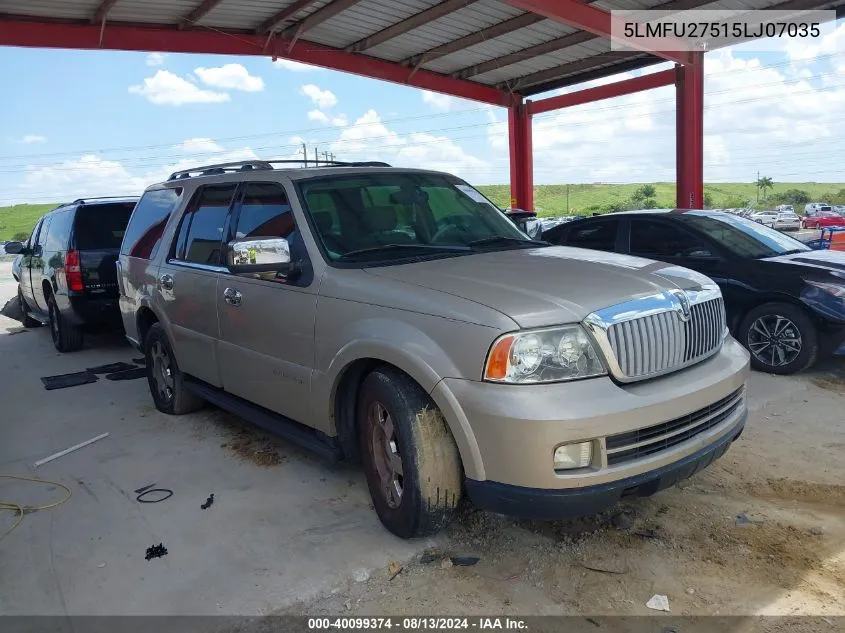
left=675, top=55, right=704, bottom=208
left=501, top=0, right=695, bottom=66
left=346, top=0, right=480, bottom=53
left=0, top=18, right=514, bottom=106
left=257, top=0, right=319, bottom=34
left=179, top=0, right=226, bottom=29
left=508, top=104, right=534, bottom=212
left=528, top=68, right=675, bottom=115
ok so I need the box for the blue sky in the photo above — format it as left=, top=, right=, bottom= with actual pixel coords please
left=1, top=21, right=844, bottom=205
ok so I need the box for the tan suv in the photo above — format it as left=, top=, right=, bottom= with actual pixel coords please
left=118, top=160, right=750, bottom=538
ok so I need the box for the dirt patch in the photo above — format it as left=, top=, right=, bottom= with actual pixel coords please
left=200, top=410, right=288, bottom=468
left=746, top=478, right=845, bottom=506
left=811, top=370, right=845, bottom=392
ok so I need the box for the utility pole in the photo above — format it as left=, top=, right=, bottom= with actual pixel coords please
left=315, top=146, right=319, bottom=165
left=301, top=142, right=308, bottom=166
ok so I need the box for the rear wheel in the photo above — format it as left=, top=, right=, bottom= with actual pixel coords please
left=18, top=287, right=42, bottom=328
left=47, top=292, right=83, bottom=352
left=739, top=302, right=817, bottom=375
left=144, top=323, right=204, bottom=415
left=358, top=367, right=463, bottom=538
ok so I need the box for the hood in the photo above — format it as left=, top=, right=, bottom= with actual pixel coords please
left=762, top=249, right=845, bottom=274
left=364, top=246, right=717, bottom=328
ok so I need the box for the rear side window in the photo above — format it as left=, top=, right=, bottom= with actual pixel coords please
left=234, top=183, right=295, bottom=239
left=566, top=219, right=620, bottom=251
left=630, top=219, right=711, bottom=258
left=121, top=189, right=182, bottom=259
left=174, top=184, right=237, bottom=266
left=45, top=210, right=73, bottom=253
left=74, top=203, right=135, bottom=250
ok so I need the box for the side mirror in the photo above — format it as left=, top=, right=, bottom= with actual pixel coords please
left=4, top=241, right=24, bottom=255
left=227, top=237, right=291, bottom=275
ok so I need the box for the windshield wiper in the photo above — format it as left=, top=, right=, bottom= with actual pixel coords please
left=339, top=243, right=470, bottom=261
left=756, top=248, right=807, bottom=259
left=467, top=236, right=546, bottom=249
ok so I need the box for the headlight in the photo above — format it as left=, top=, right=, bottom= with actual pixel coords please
left=805, top=279, right=845, bottom=298
left=484, top=325, right=606, bottom=383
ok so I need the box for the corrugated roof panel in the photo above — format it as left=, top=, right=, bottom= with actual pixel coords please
left=108, top=0, right=201, bottom=24
left=2, top=0, right=98, bottom=20
left=198, top=0, right=321, bottom=30
left=472, top=39, right=612, bottom=85
left=366, top=0, right=525, bottom=62
left=420, top=19, right=577, bottom=74
left=305, top=0, right=438, bottom=49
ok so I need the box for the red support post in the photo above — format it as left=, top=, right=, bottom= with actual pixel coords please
left=676, top=53, right=704, bottom=209
left=508, top=103, right=534, bottom=212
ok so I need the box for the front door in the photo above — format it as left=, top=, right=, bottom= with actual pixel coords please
left=20, top=218, right=44, bottom=308
left=155, top=183, right=238, bottom=388
left=216, top=182, right=318, bottom=427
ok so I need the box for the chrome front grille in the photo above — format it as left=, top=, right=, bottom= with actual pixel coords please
left=585, top=289, right=726, bottom=382
left=605, top=386, right=745, bottom=466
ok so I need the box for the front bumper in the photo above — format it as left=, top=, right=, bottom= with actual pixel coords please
left=434, top=336, right=749, bottom=489
left=465, top=411, right=745, bottom=519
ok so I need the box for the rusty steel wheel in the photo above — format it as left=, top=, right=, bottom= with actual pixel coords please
left=368, top=400, right=404, bottom=509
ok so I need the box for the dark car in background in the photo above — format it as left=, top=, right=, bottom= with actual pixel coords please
left=542, top=210, right=845, bottom=375
left=4, top=196, right=139, bottom=351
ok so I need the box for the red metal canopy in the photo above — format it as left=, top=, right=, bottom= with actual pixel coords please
left=1, top=0, right=838, bottom=210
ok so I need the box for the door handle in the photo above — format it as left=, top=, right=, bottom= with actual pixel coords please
left=223, top=287, right=242, bottom=306
left=159, top=274, right=174, bottom=291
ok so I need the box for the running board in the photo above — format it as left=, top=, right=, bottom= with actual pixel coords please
left=184, top=377, right=343, bottom=462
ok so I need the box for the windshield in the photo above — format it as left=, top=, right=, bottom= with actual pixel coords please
left=297, top=172, right=535, bottom=263
left=676, top=212, right=810, bottom=259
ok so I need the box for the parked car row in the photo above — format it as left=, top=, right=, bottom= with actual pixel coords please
left=5, top=160, right=752, bottom=539
left=542, top=210, right=845, bottom=375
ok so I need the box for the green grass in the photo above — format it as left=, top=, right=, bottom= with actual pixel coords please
left=2, top=182, right=844, bottom=239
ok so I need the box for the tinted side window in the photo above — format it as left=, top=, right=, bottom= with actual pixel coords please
left=45, top=210, right=72, bottom=253
left=630, top=219, right=712, bottom=258
left=121, top=188, right=183, bottom=259
left=36, top=217, right=52, bottom=249
left=566, top=220, right=619, bottom=251
left=26, top=219, right=44, bottom=249
left=234, top=183, right=295, bottom=239
left=175, top=184, right=237, bottom=266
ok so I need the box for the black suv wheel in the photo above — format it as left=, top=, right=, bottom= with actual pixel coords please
left=18, top=287, right=42, bottom=328
left=47, top=292, right=83, bottom=352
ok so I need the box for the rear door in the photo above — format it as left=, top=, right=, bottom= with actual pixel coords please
left=72, top=202, right=136, bottom=299
left=29, top=216, right=52, bottom=311
left=156, top=183, right=237, bottom=387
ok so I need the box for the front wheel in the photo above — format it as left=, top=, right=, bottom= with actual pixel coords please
left=358, top=367, right=463, bottom=538
left=739, top=302, right=818, bottom=375
left=18, top=288, right=42, bottom=328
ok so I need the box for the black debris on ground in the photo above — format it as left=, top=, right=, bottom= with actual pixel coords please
left=86, top=362, right=136, bottom=374
left=610, top=512, right=634, bottom=530
left=201, top=493, right=215, bottom=510
left=105, top=368, right=147, bottom=381
left=134, top=483, right=155, bottom=494
left=132, top=357, right=146, bottom=365
left=450, top=556, right=480, bottom=567
left=136, top=488, right=174, bottom=504
left=145, top=543, right=168, bottom=560
left=41, top=371, right=98, bottom=390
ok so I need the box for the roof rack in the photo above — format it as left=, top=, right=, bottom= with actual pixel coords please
left=71, top=195, right=140, bottom=204
left=166, top=159, right=392, bottom=181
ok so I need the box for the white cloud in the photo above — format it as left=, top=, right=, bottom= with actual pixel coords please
left=308, top=110, right=331, bottom=124
left=332, top=114, right=349, bottom=127
left=146, top=53, right=166, bottom=67
left=16, top=135, right=47, bottom=144
left=194, top=63, right=264, bottom=92
left=129, top=70, right=230, bottom=105
left=175, top=138, right=223, bottom=153
left=272, top=58, right=321, bottom=72
left=300, top=84, right=337, bottom=110
left=18, top=155, right=149, bottom=202
left=422, top=90, right=455, bottom=111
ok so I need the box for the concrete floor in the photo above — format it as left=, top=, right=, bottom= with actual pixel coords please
left=0, top=262, right=430, bottom=616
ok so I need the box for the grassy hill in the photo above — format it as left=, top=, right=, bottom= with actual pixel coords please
left=2, top=182, right=845, bottom=240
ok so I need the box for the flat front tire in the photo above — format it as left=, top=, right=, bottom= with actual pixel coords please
left=144, top=323, right=204, bottom=415
left=358, top=367, right=463, bottom=538
left=739, top=302, right=818, bottom=375
left=47, top=292, right=83, bottom=352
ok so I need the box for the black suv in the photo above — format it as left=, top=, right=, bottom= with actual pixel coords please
left=4, top=196, right=139, bottom=352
